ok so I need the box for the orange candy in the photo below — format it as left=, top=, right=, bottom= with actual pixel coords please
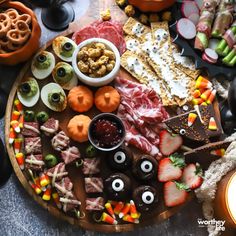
left=29, top=181, right=42, bottom=195
left=11, top=110, right=20, bottom=121
left=14, top=99, right=23, bottom=112
left=10, top=120, right=20, bottom=133
left=192, top=90, right=201, bottom=98
left=114, top=201, right=124, bottom=215
left=187, top=113, right=197, bottom=127
left=119, top=203, right=131, bottom=219
left=42, top=185, right=51, bottom=201
left=130, top=200, right=139, bottom=219
left=101, top=212, right=117, bottom=225
left=206, top=89, right=216, bottom=104
left=192, top=98, right=204, bottom=105
left=123, top=214, right=139, bottom=224
left=9, top=128, right=16, bottom=144
left=39, top=173, right=50, bottom=187
left=14, top=138, right=23, bottom=153
left=18, top=114, right=24, bottom=129
left=15, top=152, right=24, bottom=170
left=200, top=88, right=212, bottom=101
left=210, top=148, right=225, bottom=157
left=208, top=117, right=217, bottom=130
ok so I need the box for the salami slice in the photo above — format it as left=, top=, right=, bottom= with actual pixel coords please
left=97, top=21, right=123, bottom=36
left=72, top=26, right=99, bottom=45
left=118, top=34, right=126, bottom=55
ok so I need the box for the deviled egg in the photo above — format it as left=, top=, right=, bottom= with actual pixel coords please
left=41, top=83, right=67, bottom=112
left=52, top=62, right=78, bottom=90
left=31, top=51, right=55, bottom=80
left=17, top=78, right=40, bottom=107
left=52, top=36, right=77, bottom=62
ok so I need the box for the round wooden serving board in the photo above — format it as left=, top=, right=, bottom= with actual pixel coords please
left=4, top=2, right=198, bottom=233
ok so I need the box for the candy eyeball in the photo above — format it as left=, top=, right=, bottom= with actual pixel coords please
left=141, top=160, right=153, bottom=173
left=134, top=58, right=139, bottom=64
left=128, top=42, right=133, bottom=48
left=146, top=48, right=150, bottom=54
left=156, top=35, right=161, bottom=41
left=112, top=179, right=124, bottom=192
left=152, top=46, right=157, bottom=53
left=114, top=151, right=126, bottom=164
left=163, top=33, right=168, bottom=39
left=142, top=191, right=154, bottom=204
left=180, top=129, right=186, bottom=135
left=182, top=105, right=189, bottom=111
left=134, top=40, right=139, bottom=46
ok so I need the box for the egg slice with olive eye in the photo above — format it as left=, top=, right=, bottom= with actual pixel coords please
left=31, top=51, right=55, bottom=80
left=41, top=83, right=67, bottom=112
left=17, top=78, right=40, bottom=107
left=52, top=62, right=78, bottom=90
left=52, top=36, right=77, bottom=62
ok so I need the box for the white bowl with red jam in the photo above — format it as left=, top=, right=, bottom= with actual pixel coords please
left=88, top=113, right=125, bottom=151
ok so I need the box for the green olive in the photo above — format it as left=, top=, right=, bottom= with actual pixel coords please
left=36, top=111, right=49, bottom=124
left=45, top=154, right=58, bottom=168
left=24, top=110, right=35, bottom=122
left=85, top=145, right=97, bottom=158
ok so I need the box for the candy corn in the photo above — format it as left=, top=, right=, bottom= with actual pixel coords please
left=42, top=185, right=51, bottom=201
left=14, top=99, right=23, bottom=113
left=196, top=76, right=212, bottom=88
left=11, top=110, right=20, bottom=121
left=193, top=90, right=201, bottom=98
left=208, top=117, right=217, bottom=130
left=52, top=192, right=62, bottom=209
left=114, top=201, right=124, bottom=215
left=130, top=200, right=139, bottom=219
left=188, top=113, right=197, bottom=127
left=105, top=202, right=116, bottom=219
left=18, top=114, right=24, bottom=129
left=39, top=173, right=50, bottom=187
left=108, top=200, right=118, bottom=206
left=29, top=181, right=42, bottom=195
left=9, top=128, right=16, bottom=144
left=200, top=88, right=213, bottom=101
left=14, top=138, right=23, bottom=153
left=201, top=102, right=208, bottom=106
left=192, top=98, right=204, bottom=105
left=206, top=89, right=216, bottom=104
left=210, top=148, right=225, bottom=157
left=15, top=153, right=24, bottom=170
left=10, top=120, right=20, bottom=133
left=101, top=212, right=117, bottom=225
left=119, top=203, right=131, bottom=219
left=123, top=214, right=139, bottom=224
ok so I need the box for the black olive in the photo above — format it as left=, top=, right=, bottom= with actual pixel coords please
left=36, top=54, right=47, bottom=63
left=19, top=82, right=31, bottom=94
left=57, top=67, right=66, bottom=77
left=63, top=42, right=73, bottom=51
left=51, top=93, right=60, bottom=103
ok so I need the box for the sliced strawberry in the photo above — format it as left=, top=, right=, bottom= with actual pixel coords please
left=182, top=163, right=203, bottom=189
left=158, top=153, right=185, bottom=182
left=159, top=130, right=183, bottom=156
left=164, top=181, right=189, bottom=207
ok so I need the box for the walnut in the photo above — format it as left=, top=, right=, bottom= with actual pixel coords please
left=77, top=61, right=89, bottom=73
left=124, top=5, right=135, bottom=17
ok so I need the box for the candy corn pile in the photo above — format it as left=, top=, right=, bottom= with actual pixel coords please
left=9, top=99, right=25, bottom=169
left=97, top=200, right=141, bottom=225
left=192, top=76, right=216, bottom=106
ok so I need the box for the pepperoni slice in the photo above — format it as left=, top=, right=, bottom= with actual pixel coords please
left=72, top=26, right=99, bottom=45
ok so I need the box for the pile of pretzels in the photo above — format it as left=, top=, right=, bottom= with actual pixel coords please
left=0, top=8, right=32, bottom=53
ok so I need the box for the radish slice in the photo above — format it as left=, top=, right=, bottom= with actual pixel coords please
left=177, top=18, right=197, bottom=40
left=181, top=1, right=199, bottom=18
left=188, top=13, right=200, bottom=25
left=208, top=39, right=220, bottom=50
left=195, top=0, right=203, bottom=10
left=202, top=48, right=218, bottom=64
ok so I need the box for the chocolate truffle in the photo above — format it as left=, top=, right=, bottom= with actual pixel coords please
left=132, top=155, right=157, bottom=181
left=104, top=173, right=131, bottom=200
left=107, top=147, right=133, bottom=171
left=133, top=185, right=158, bottom=212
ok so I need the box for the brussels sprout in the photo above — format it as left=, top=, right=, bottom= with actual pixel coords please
left=45, top=154, right=58, bottom=168
left=24, top=110, right=35, bottom=122
left=36, top=111, right=49, bottom=124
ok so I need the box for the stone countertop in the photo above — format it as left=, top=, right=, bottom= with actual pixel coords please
left=0, top=0, right=208, bottom=235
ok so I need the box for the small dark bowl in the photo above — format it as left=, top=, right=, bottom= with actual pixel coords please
left=88, top=113, right=126, bottom=152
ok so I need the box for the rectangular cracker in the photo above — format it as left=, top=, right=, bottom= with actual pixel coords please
left=123, top=17, right=151, bottom=42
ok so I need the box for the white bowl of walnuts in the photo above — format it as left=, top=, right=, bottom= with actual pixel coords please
left=72, top=38, right=121, bottom=87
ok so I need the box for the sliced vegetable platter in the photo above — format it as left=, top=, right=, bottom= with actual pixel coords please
left=170, top=0, right=236, bottom=79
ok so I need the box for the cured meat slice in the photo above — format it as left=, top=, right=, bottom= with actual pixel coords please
left=72, top=26, right=99, bottom=45
left=25, top=154, right=44, bottom=171
left=51, top=131, right=70, bottom=151
left=82, top=158, right=100, bottom=175
left=46, top=163, right=68, bottom=186
left=84, top=177, right=104, bottom=193
left=85, top=197, right=105, bottom=211
left=40, top=118, right=59, bottom=136
left=98, top=26, right=120, bottom=52
left=61, top=146, right=80, bottom=165
left=24, top=137, right=42, bottom=154
left=22, top=122, right=40, bottom=137
left=92, top=20, right=123, bottom=36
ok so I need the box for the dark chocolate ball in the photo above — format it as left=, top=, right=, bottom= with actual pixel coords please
left=132, top=155, right=157, bottom=181
left=107, top=147, right=133, bottom=171
left=133, top=185, right=158, bottom=212
left=104, top=173, right=131, bottom=200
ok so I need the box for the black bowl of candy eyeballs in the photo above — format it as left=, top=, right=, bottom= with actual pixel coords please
left=88, top=113, right=126, bottom=152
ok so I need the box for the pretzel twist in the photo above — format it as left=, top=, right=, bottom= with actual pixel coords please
left=0, top=13, right=12, bottom=37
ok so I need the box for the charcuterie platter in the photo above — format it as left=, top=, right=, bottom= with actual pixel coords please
left=4, top=0, right=232, bottom=233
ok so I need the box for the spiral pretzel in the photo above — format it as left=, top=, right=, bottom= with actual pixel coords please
left=0, top=13, right=12, bottom=37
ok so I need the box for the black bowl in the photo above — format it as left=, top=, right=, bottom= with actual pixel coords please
left=88, top=113, right=126, bottom=152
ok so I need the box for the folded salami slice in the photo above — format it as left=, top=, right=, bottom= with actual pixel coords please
left=72, top=26, right=99, bottom=45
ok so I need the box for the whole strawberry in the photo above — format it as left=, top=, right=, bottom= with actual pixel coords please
left=158, top=153, right=185, bottom=182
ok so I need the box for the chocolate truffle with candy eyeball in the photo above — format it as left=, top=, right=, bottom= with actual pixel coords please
left=104, top=173, right=131, bottom=200
left=133, top=185, right=158, bottom=212
left=132, top=155, right=158, bottom=181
